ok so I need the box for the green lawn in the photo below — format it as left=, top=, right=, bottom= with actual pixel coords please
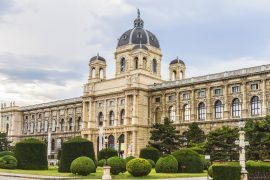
left=0, top=166, right=207, bottom=179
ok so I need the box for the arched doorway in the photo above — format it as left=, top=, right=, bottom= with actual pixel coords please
left=118, top=134, right=125, bottom=157
left=108, top=135, right=115, bottom=149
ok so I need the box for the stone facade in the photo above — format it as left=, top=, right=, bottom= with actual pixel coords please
left=1, top=12, right=270, bottom=158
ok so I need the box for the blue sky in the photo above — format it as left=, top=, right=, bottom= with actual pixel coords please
left=0, top=0, right=270, bottom=105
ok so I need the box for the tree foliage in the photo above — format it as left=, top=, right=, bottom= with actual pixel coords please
left=245, top=116, right=270, bottom=160
left=204, top=126, right=238, bottom=162
left=149, top=118, right=183, bottom=154
left=0, top=133, right=12, bottom=151
left=185, top=122, right=205, bottom=147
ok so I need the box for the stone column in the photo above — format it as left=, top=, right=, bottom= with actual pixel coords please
left=161, top=92, right=166, bottom=121
left=88, top=99, right=92, bottom=129
left=124, top=131, right=128, bottom=157
left=115, top=98, right=118, bottom=126
left=124, top=95, right=129, bottom=125
left=223, top=83, right=229, bottom=119
left=206, top=88, right=211, bottom=121
left=82, top=101, right=87, bottom=129
left=191, top=89, right=196, bottom=121
left=175, top=92, right=180, bottom=123
left=132, top=94, right=137, bottom=125
left=132, top=131, right=137, bottom=156
left=242, top=82, right=247, bottom=118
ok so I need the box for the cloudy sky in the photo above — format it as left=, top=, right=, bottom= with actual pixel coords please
left=1, top=0, right=270, bottom=106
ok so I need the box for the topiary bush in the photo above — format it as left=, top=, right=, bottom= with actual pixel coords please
left=126, top=158, right=152, bottom=177
left=125, top=156, right=135, bottom=163
left=107, top=156, right=126, bottom=175
left=139, top=147, right=160, bottom=163
left=98, top=159, right=106, bottom=167
left=172, top=148, right=204, bottom=173
left=155, top=154, right=178, bottom=173
left=59, top=137, right=95, bottom=172
left=14, top=138, right=47, bottom=170
left=70, top=156, right=96, bottom=176
left=98, top=148, right=118, bottom=161
left=0, top=155, right=17, bottom=169
left=0, top=151, right=15, bottom=158
left=147, top=159, right=155, bottom=168
left=212, top=163, right=241, bottom=180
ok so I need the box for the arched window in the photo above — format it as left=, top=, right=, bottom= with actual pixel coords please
left=183, top=104, right=190, bottom=121
left=251, top=96, right=261, bottom=115
left=77, top=117, right=82, bottom=130
left=6, top=124, right=9, bottom=134
left=172, top=70, right=176, bottom=81
left=134, top=57, right=138, bottom=69
left=232, top=98, right=241, bottom=117
left=109, top=111, right=115, bottom=126
left=143, top=57, right=147, bottom=69
left=198, top=102, right=206, bottom=120
left=69, top=118, right=73, bottom=131
left=118, top=134, right=125, bottom=156
left=120, top=109, right=125, bottom=125
left=60, top=119, right=65, bottom=132
left=98, top=112, right=104, bottom=127
left=99, top=68, right=104, bottom=79
left=92, top=68, right=96, bottom=78
left=152, top=59, right=157, bottom=73
left=30, top=121, right=34, bottom=133
left=154, top=107, right=161, bottom=123
left=44, top=120, right=48, bottom=132
left=51, top=139, right=55, bottom=151
left=52, top=119, right=56, bottom=132
left=215, top=100, right=222, bottom=119
left=180, top=71, right=183, bottom=80
left=120, top=58, right=126, bottom=72
left=108, top=135, right=115, bottom=149
left=169, top=106, right=176, bottom=122
left=37, top=121, right=41, bottom=133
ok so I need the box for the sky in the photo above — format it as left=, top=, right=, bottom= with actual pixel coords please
left=0, top=0, right=270, bottom=106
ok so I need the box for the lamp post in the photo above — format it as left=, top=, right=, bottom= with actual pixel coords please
left=235, top=119, right=249, bottom=180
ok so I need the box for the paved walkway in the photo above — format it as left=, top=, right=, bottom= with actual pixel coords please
left=0, top=172, right=208, bottom=180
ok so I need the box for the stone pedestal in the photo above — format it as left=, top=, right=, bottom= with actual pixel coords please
left=102, top=166, right=112, bottom=180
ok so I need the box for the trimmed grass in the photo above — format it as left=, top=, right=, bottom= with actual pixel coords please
left=0, top=166, right=207, bottom=179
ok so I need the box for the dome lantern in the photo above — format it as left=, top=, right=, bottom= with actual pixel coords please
left=134, top=9, right=144, bottom=28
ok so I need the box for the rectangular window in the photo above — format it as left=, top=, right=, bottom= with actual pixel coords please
left=25, top=116, right=28, bottom=120
left=31, top=115, right=35, bottom=119
left=38, top=114, right=42, bottom=119
left=198, top=90, right=205, bottom=98
left=232, top=85, right=241, bottom=93
left=251, top=83, right=259, bottom=90
left=120, top=99, right=125, bottom=105
left=183, top=93, right=190, bottom=100
left=155, top=97, right=160, bottom=103
left=168, top=95, right=176, bottom=101
left=109, top=101, right=114, bottom=106
left=215, top=88, right=222, bottom=96
left=98, top=102, right=103, bottom=107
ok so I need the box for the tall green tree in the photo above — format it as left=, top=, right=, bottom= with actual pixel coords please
left=0, top=132, right=12, bottom=151
left=245, top=116, right=270, bottom=160
left=204, top=126, right=238, bottom=161
left=185, top=122, right=205, bottom=147
left=149, top=117, right=184, bottom=154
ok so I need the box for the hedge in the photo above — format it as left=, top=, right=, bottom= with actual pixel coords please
left=172, top=148, right=204, bottom=173
left=59, top=137, right=95, bottom=172
left=212, top=163, right=241, bottom=180
left=70, top=156, right=96, bottom=176
left=0, top=155, right=17, bottom=169
left=126, top=158, right=152, bottom=177
left=139, top=147, right=160, bottom=163
left=14, top=138, right=48, bottom=170
left=246, top=160, right=270, bottom=173
left=155, top=155, right=178, bottom=173
left=107, top=156, right=126, bottom=175
left=98, top=148, right=118, bottom=161
left=0, top=151, right=15, bottom=158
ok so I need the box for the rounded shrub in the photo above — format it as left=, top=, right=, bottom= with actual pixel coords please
left=14, top=138, right=48, bottom=170
left=59, top=137, right=95, bottom=172
left=98, top=159, right=106, bottom=167
left=139, top=146, right=160, bottom=163
left=172, top=148, right=204, bottom=173
left=98, top=148, right=118, bottom=161
left=70, top=156, right=96, bottom=176
left=126, top=158, right=152, bottom=177
left=155, top=154, right=178, bottom=173
left=147, top=159, right=155, bottom=168
left=125, top=156, right=135, bottom=163
left=0, top=155, right=17, bottom=169
left=107, top=156, right=126, bottom=175
left=0, top=151, right=15, bottom=158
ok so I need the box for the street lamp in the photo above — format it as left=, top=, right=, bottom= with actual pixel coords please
left=235, top=119, right=248, bottom=180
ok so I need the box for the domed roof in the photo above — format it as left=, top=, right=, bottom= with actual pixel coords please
left=170, top=57, right=185, bottom=65
left=132, top=44, right=148, bottom=50
left=90, top=54, right=106, bottom=63
left=117, top=9, right=160, bottom=49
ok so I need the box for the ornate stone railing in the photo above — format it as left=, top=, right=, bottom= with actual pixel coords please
left=149, top=64, right=270, bottom=90
left=21, top=97, right=83, bottom=111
